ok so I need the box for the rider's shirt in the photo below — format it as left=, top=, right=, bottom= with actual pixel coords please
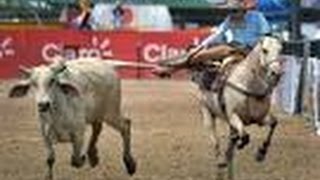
left=201, top=10, right=271, bottom=48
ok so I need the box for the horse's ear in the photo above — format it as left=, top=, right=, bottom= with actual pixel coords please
left=264, top=33, right=273, bottom=37
left=264, top=33, right=283, bottom=43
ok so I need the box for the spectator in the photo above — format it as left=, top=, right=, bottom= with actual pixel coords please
left=72, top=0, right=93, bottom=30
left=112, top=0, right=125, bottom=29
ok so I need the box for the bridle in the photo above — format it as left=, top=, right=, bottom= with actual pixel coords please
left=224, top=36, right=283, bottom=99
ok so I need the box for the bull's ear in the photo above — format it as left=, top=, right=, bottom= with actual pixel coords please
left=8, top=81, right=31, bottom=98
left=58, top=81, right=80, bottom=97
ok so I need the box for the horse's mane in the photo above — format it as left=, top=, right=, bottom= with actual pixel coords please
left=227, top=39, right=270, bottom=95
left=241, top=41, right=262, bottom=67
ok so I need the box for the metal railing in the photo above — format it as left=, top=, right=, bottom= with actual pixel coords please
left=275, top=39, right=320, bottom=135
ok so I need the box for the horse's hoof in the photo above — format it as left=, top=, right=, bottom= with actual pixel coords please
left=215, top=170, right=225, bottom=180
left=71, top=155, right=86, bottom=168
left=217, top=162, right=228, bottom=169
left=123, top=155, right=137, bottom=175
left=237, top=134, right=250, bottom=150
left=45, top=173, right=53, bottom=180
left=255, top=148, right=267, bottom=162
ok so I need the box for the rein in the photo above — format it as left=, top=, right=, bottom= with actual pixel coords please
left=224, top=80, right=274, bottom=99
left=220, top=40, right=280, bottom=99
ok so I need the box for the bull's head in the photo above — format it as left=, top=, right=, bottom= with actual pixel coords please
left=9, top=61, right=80, bottom=113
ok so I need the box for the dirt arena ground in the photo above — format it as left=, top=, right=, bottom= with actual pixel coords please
left=1, top=80, right=320, bottom=180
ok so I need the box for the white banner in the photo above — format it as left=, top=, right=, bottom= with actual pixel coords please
left=273, top=56, right=302, bottom=114
left=90, top=3, right=173, bottom=31
left=309, top=58, right=320, bottom=135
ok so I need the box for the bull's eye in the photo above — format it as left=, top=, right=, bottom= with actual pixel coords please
left=48, top=78, right=56, bottom=87
left=33, top=82, right=38, bottom=88
left=30, top=79, right=38, bottom=88
left=262, top=48, right=269, bottom=54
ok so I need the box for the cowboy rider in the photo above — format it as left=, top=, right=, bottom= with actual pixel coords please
left=157, top=0, right=271, bottom=74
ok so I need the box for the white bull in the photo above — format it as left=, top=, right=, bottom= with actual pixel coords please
left=8, top=58, right=155, bottom=179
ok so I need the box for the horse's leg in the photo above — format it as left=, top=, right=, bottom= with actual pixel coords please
left=229, top=113, right=250, bottom=150
left=255, top=113, right=278, bottom=162
left=217, top=127, right=238, bottom=180
left=201, top=104, right=220, bottom=158
left=214, top=126, right=238, bottom=180
left=200, top=101, right=229, bottom=180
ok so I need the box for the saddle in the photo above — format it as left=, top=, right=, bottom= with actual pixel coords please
left=192, top=52, right=245, bottom=92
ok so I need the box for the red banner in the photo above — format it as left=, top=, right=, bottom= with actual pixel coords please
left=0, top=30, right=208, bottom=79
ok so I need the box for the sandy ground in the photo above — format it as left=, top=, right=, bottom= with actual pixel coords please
left=1, top=80, right=320, bottom=180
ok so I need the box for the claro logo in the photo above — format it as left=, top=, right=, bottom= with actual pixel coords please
left=142, top=38, right=200, bottom=63
left=42, top=36, right=113, bottom=62
left=0, top=37, right=15, bottom=59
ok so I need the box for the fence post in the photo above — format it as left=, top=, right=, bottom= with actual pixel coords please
left=136, top=42, right=143, bottom=79
left=295, top=41, right=310, bottom=114
left=312, top=57, right=320, bottom=135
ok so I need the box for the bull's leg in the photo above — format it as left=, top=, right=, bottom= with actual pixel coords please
left=229, top=113, right=250, bottom=150
left=40, top=123, right=55, bottom=180
left=106, top=117, right=136, bottom=175
left=44, top=141, right=55, bottom=180
left=255, top=114, right=278, bottom=162
left=70, top=129, right=86, bottom=168
left=87, top=122, right=103, bottom=167
left=45, top=145, right=55, bottom=180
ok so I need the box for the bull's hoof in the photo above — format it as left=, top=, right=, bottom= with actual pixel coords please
left=255, top=148, right=267, bottom=162
left=88, top=154, right=99, bottom=168
left=88, top=148, right=99, bottom=168
left=71, top=155, right=86, bottom=168
left=123, top=155, right=137, bottom=175
left=237, top=134, right=250, bottom=150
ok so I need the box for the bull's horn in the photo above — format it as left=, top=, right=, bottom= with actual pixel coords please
left=18, top=65, right=32, bottom=77
left=51, top=59, right=67, bottom=74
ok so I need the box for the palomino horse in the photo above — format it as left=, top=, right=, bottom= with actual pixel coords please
left=196, top=36, right=283, bottom=179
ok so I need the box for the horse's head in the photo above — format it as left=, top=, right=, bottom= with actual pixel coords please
left=258, top=35, right=283, bottom=68
left=257, top=35, right=283, bottom=85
